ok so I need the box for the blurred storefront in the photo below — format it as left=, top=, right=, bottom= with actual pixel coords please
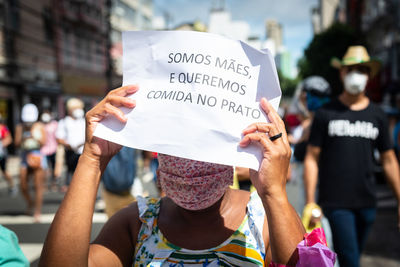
left=0, top=0, right=112, bottom=132
left=53, top=0, right=111, bottom=117
left=0, top=0, right=60, bottom=136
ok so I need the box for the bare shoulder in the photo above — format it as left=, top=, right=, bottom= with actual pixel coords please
left=95, top=201, right=142, bottom=242
left=90, top=201, right=142, bottom=266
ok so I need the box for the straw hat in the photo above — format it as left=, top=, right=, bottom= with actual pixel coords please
left=331, top=45, right=381, bottom=77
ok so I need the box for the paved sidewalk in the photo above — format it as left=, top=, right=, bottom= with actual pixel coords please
left=1, top=155, right=399, bottom=266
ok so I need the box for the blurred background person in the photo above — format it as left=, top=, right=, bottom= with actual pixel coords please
left=14, top=104, right=47, bottom=222
left=292, top=76, right=331, bottom=163
left=0, top=115, right=16, bottom=196
left=286, top=76, right=331, bottom=215
left=142, top=151, right=158, bottom=182
left=101, top=147, right=137, bottom=218
left=40, top=110, right=59, bottom=192
left=142, top=150, right=161, bottom=195
left=304, top=46, right=400, bottom=267
left=56, top=98, right=85, bottom=192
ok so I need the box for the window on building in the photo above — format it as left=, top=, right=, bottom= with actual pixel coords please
left=42, top=7, right=53, bottom=43
left=396, top=44, right=400, bottom=81
left=114, top=0, right=137, bottom=25
left=0, top=3, right=4, bottom=26
left=63, top=28, right=71, bottom=65
left=94, top=41, right=103, bottom=72
left=7, top=0, right=20, bottom=31
left=86, top=39, right=92, bottom=67
left=76, top=35, right=83, bottom=68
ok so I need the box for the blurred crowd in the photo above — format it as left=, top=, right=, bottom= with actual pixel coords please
left=0, top=97, right=165, bottom=221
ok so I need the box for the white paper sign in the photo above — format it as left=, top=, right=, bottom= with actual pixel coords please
left=94, top=31, right=281, bottom=170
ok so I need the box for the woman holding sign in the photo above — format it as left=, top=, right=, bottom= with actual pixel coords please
left=39, top=85, right=335, bottom=266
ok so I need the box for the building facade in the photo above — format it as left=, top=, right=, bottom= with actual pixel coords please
left=360, top=0, right=400, bottom=105
left=266, top=19, right=282, bottom=51
left=53, top=0, right=111, bottom=117
left=312, top=0, right=345, bottom=34
left=208, top=4, right=250, bottom=42
left=110, top=0, right=153, bottom=88
left=0, top=0, right=59, bottom=133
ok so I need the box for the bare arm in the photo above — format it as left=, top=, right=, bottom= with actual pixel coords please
left=241, top=98, right=305, bottom=265
left=380, top=149, right=400, bottom=229
left=2, top=132, right=12, bottom=147
left=304, top=145, right=321, bottom=204
left=33, top=123, right=47, bottom=146
left=39, top=153, right=105, bottom=267
left=261, top=190, right=304, bottom=265
left=90, top=204, right=141, bottom=266
left=39, top=85, right=139, bottom=267
left=56, top=138, right=71, bottom=150
left=14, top=124, right=22, bottom=147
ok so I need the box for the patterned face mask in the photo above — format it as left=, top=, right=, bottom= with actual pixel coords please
left=158, top=154, right=233, bottom=211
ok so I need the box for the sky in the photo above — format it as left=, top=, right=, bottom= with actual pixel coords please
left=153, top=0, right=319, bottom=76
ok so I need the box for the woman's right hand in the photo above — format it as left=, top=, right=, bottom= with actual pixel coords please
left=239, top=98, right=291, bottom=199
left=83, top=85, right=138, bottom=162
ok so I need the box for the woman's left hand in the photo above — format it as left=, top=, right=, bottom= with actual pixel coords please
left=83, top=85, right=138, bottom=162
left=239, top=97, right=291, bottom=199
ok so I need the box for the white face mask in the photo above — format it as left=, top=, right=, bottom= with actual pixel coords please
left=41, top=113, right=51, bottom=123
left=343, top=71, right=368, bottom=95
left=72, top=109, right=84, bottom=119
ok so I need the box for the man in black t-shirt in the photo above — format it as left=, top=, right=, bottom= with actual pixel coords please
left=304, top=46, right=400, bottom=267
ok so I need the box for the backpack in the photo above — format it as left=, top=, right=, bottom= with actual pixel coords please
left=102, top=147, right=137, bottom=194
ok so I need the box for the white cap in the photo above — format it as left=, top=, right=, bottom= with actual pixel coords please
left=21, top=103, right=39, bottom=123
left=67, top=98, right=84, bottom=111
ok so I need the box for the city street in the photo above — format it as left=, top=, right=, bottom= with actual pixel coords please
left=0, top=179, right=107, bottom=266
left=0, top=156, right=399, bottom=266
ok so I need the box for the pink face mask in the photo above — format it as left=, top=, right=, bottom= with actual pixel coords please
left=158, top=154, right=233, bottom=211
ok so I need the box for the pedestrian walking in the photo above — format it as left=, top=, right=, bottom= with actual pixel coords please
left=101, top=146, right=137, bottom=218
left=55, top=98, right=85, bottom=192
left=304, top=45, right=400, bottom=267
left=0, top=115, right=16, bottom=196
left=14, top=103, right=47, bottom=222
left=40, top=110, right=59, bottom=191
left=287, top=76, right=331, bottom=217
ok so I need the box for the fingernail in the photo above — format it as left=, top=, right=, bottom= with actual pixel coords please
left=261, top=98, right=268, bottom=105
left=242, top=125, right=254, bottom=134
left=127, top=85, right=138, bottom=92
left=239, top=138, right=249, bottom=147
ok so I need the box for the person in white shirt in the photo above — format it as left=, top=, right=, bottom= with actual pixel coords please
left=56, top=98, right=85, bottom=191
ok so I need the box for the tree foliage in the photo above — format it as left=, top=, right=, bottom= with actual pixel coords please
left=278, top=69, right=299, bottom=97
left=298, top=23, right=366, bottom=96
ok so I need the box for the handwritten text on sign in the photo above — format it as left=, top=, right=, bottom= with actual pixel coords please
left=94, top=31, right=281, bottom=170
